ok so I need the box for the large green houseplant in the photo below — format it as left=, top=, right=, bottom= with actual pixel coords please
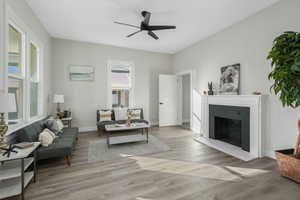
left=267, top=31, right=300, bottom=182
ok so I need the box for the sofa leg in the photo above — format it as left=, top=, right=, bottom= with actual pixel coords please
left=65, top=156, right=71, bottom=167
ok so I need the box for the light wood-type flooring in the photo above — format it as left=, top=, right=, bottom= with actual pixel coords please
left=7, top=127, right=300, bottom=200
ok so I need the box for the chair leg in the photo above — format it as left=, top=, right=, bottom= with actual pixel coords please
left=65, top=156, right=71, bottom=167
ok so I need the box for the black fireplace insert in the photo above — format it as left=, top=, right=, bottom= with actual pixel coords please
left=209, top=105, right=250, bottom=152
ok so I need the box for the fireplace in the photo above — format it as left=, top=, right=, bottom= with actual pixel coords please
left=209, top=105, right=250, bottom=152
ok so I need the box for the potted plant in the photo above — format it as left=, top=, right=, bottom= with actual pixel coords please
left=208, top=82, right=214, bottom=95
left=267, top=31, right=300, bottom=183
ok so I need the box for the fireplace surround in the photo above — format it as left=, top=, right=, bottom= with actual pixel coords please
left=195, top=95, right=266, bottom=161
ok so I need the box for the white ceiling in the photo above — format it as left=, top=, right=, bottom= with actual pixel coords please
left=26, top=0, right=280, bottom=54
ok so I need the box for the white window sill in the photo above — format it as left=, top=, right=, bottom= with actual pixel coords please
left=6, top=116, right=46, bottom=136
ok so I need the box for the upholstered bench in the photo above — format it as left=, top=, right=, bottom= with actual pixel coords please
left=96, top=108, right=149, bottom=136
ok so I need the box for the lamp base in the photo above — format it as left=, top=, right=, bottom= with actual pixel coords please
left=1, top=144, right=18, bottom=158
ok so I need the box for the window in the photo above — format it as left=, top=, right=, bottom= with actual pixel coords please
left=8, top=24, right=25, bottom=121
left=109, top=63, right=134, bottom=108
left=29, top=43, right=39, bottom=118
left=112, top=89, right=130, bottom=107
left=8, top=77, right=23, bottom=120
left=7, top=21, right=42, bottom=123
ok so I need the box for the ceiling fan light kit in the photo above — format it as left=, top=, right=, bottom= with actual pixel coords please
left=115, top=11, right=176, bottom=40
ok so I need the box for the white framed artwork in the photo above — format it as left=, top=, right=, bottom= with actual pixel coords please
left=69, top=65, right=94, bottom=81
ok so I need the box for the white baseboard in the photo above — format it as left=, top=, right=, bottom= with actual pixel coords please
left=150, top=121, right=159, bottom=127
left=79, top=126, right=97, bottom=133
left=263, top=150, right=276, bottom=160
left=182, top=119, right=190, bottom=123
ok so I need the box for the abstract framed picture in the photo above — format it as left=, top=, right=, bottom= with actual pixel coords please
left=219, top=64, right=240, bottom=95
left=69, top=65, right=94, bottom=81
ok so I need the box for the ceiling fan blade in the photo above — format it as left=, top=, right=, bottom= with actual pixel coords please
left=142, top=11, right=151, bottom=25
left=147, top=25, right=176, bottom=31
left=127, top=30, right=142, bottom=38
left=114, top=21, right=140, bottom=29
left=148, top=31, right=159, bottom=40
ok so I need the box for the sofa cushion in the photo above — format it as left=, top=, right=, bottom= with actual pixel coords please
left=99, top=110, right=112, bottom=122
left=61, top=128, right=78, bottom=147
left=56, top=119, right=64, bottom=131
left=37, top=138, right=73, bottom=160
left=44, top=119, right=60, bottom=134
left=62, top=127, right=79, bottom=136
left=22, top=125, right=39, bottom=142
left=39, top=129, right=57, bottom=147
left=129, top=109, right=141, bottom=120
left=97, top=109, right=115, bottom=122
left=32, top=121, right=44, bottom=134
left=128, top=108, right=144, bottom=120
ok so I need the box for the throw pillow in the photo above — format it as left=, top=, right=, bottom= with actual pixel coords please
left=130, top=109, right=141, bottom=120
left=44, top=119, right=60, bottom=134
left=100, top=110, right=112, bottom=122
left=56, top=119, right=64, bottom=131
left=39, top=129, right=56, bottom=147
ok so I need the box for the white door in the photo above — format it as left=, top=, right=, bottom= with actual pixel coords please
left=159, top=74, right=179, bottom=127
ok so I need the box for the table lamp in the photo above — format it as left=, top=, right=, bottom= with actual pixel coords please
left=53, top=94, right=64, bottom=113
left=0, top=93, right=8, bottom=144
left=0, top=93, right=18, bottom=157
left=8, top=93, right=17, bottom=125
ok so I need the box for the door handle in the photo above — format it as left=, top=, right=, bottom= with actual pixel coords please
left=160, top=102, right=164, bottom=105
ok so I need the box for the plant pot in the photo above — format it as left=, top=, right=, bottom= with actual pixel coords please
left=208, top=91, right=214, bottom=95
left=275, top=149, right=300, bottom=183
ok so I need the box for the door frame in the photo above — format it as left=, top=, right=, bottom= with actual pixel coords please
left=176, top=70, right=193, bottom=130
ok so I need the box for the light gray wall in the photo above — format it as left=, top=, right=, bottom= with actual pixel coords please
left=0, top=0, right=4, bottom=92
left=172, top=0, right=300, bottom=157
left=2, top=0, right=52, bottom=114
left=182, top=74, right=190, bottom=122
left=51, top=38, right=172, bottom=130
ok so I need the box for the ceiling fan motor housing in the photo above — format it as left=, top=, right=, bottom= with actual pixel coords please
left=141, top=11, right=149, bottom=18
left=141, top=22, right=148, bottom=30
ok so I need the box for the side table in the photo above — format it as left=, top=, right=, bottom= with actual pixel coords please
left=61, top=117, right=72, bottom=128
left=0, top=142, right=40, bottom=200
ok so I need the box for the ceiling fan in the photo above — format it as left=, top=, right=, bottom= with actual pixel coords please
left=114, top=11, right=176, bottom=40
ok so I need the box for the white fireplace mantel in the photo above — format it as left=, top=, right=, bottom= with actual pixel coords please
left=195, top=95, right=267, bottom=161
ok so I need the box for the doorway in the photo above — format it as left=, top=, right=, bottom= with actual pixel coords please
left=158, top=72, right=193, bottom=129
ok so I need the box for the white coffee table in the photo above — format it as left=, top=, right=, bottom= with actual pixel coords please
left=105, top=123, right=150, bottom=147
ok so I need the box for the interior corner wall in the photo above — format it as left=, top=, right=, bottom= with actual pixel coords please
left=51, top=38, right=172, bottom=130
left=172, top=0, right=300, bottom=158
left=4, top=0, right=52, bottom=115
left=182, top=74, right=191, bottom=122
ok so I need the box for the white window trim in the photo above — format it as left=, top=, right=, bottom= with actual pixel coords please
left=28, top=40, right=43, bottom=121
left=5, top=5, right=44, bottom=125
left=107, top=60, right=135, bottom=109
left=7, top=22, right=26, bottom=123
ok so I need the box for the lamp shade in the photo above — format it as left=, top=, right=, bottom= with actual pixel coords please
left=53, top=94, right=64, bottom=103
left=8, top=93, right=17, bottom=113
left=0, top=93, right=8, bottom=113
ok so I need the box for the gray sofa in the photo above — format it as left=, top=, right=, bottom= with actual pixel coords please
left=97, top=108, right=149, bottom=133
left=13, top=117, right=78, bottom=166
